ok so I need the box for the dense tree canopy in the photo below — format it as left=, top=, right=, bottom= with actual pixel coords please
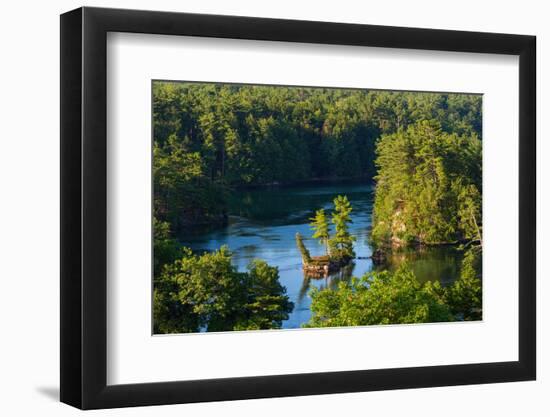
left=153, top=217, right=181, bottom=277
left=153, top=82, right=481, bottom=232
left=445, top=248, right=482, bottom=320
left=371, top=120, right=482, bottom=247
left=153, top=141, right=227, bottom=232
left=306, top=266, right=453, bottom=327
left=306, top=248, right=482, bottom=327
left=154, top=246, right=294, bottom=333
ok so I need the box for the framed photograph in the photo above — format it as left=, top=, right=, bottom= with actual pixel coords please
left=60, top=6, right=536, bottom=409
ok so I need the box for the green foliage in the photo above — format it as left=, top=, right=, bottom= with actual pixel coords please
left=445, top=249, right=482, bottom=320
left=306, top=251, right=482, bottom=328
left=329, top=195, right=356, bottom=260
left=153, top=82, right=481, bottom=233
left=455, top=181, right=483, bottom=244
left=153, top=246, right=293, bottom=333
left=153, top=218, right=180, bottom=277
left=306, top=266, right=453, bottom=328
left=372, top=121, right=482, bottom=246
left=295, top=232, right=312, bottom=264
left=153, top=144, right=227, bottom=232
left=310, top=209, right=330, bottom=254
left=303, top=196, right=356, bottom=262
left=152, top=83, right=482, bottom=187
left=234, top=260, right=295, bottom=330
left=152, top=82, right=483, bottom=331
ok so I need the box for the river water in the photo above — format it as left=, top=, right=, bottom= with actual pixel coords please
left=178, top=180, right=464, bottom=329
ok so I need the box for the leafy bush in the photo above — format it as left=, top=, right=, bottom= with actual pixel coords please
left=306, top=250, right=482, bottom=328
left=153, top=246, right=293, bottom=333
left=306, top=266, right=453, bottom=328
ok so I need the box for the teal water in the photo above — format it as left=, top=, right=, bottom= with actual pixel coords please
left=178, top=181, right=464, bottom=329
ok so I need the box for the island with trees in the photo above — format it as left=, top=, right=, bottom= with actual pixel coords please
left=152, top=81, right=482, bottom=333
left=295, top=195, right=356, bottom=276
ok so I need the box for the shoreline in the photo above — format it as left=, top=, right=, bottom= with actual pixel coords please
left=232, top=175, right=374, bottom=191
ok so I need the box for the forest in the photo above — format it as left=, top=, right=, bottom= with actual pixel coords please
left=153, top=81, right=482, bottom=333
left=153, top=82, right=481, bottom=232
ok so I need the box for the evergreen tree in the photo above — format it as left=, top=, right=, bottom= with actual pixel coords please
left=310, top=209, right=330, bottom=255
left=330, top=195, right=356, bottom=260
left=371, top=121, right=482, bottom=247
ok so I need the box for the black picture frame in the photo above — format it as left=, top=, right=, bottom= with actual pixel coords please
left=60, top=6, right=536, bottom=410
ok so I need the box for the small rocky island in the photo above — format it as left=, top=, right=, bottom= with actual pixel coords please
left=295, top=233, right=353, bottom=277
left=296, top=195, right=356, bottom=278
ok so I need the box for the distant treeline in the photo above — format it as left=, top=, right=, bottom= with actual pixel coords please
left=153, top=82, right=481, bottom=232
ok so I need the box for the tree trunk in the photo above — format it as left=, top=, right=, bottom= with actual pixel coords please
left=471, top=212, right=482, bottom=245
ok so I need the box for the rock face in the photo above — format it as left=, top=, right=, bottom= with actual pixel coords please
left=302, top=255, right=351, bottom=278
left=302, top=256, right=332, bottom=277
left=390, top=207, right=407, bottom=248
left=295, top=232, right=353, bottom=278
left=372, top=205, right=409, bottom=249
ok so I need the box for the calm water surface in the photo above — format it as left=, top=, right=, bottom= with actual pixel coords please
left=178, top=181, right=464, bottom=329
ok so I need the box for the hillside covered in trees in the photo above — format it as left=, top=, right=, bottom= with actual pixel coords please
left=153, top=82, right=481, bottom=232
left=371, top=120, right=482, bottom=247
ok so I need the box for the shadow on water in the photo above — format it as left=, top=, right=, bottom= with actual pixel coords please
left=376, top=246, right=464, bottom=286
left=178, top=180, right=466, bottom=329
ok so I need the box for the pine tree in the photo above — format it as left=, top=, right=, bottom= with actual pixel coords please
left=330, top=195, right=356, bottom=260
left=310, top=209, right=330, bottom=255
